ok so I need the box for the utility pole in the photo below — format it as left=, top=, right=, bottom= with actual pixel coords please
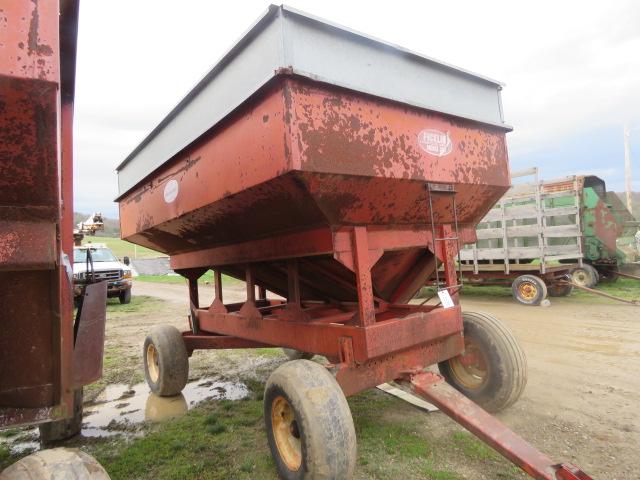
left=624, top=124, right=633, bottom=214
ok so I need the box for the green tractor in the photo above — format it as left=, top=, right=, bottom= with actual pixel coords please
left=545, top=175, right=638, bottom=286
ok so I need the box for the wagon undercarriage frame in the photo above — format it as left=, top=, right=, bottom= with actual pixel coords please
left=166, top=224, right=590, bottom=480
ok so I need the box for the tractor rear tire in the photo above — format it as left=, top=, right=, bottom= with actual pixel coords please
left=0, top=448, right=110, bottom=479
left=143, top=325, right=189, bottom=397
left=512, top=275, right=547, bottom=305
left=438, top=311, right=527, bottom=413
left=282, top=348, right=314, bottom=361
left=264, top=360, right=356, bottom=480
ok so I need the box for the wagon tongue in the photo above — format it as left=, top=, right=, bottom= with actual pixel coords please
left=404, top=371, right=593, bottom=480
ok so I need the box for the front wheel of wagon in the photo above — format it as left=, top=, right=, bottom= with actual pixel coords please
left=143, top=325, right=189, bottom=396
left=438, top=311, right=527, bottom=413
left=512, top=274, right=547, bottom=305
left=264, top=360, right=356, bottom=480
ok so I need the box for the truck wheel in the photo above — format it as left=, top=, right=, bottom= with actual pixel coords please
left=39, top=389, right=83, bottom=444
left=548, top=282, right=573, bottom=297
left=570, top=266, right=597, bottom=288
left=119, top=288, right=132, bottom=304
left=282, top=348, right=314, bottom=360
left=512, top=275, right=547, bottom=305
left=0, top=448, right=110, bottom=479
left=143, top=325, right=188, bottom=396
left=264, top=360, right=356, bottom=480
left=438, top=311, right=527, bottom=413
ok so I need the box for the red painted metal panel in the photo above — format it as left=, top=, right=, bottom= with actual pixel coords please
left=0, top=0, right=87, bottom=428
left=0, top=0, right=60, bottom=82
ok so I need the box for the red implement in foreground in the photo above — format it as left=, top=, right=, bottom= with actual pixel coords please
left=0, top=0, right=106, bottom=443
left=117, top=6, right=594, bottom=479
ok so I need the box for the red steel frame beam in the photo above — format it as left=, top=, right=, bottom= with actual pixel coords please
left=407, top=372, right=593, bottom=480
left=194, top=304, right=462, bottom=365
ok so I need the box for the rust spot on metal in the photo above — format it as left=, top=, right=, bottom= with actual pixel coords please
left=27, top=0, right=53, bottom=57
left=0, top=232, right=19, bottom=263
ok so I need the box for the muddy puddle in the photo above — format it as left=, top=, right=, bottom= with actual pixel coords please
left=0, top=377, right=248, bottom=455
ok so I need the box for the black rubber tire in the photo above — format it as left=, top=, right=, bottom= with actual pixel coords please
left=264, top=360, right=356, bottom=480
left=585, top=264, right=600, bottom=284
left=438, top=311, right=527, bottom=413
left=119, top=288, right=132, bottom=304
left=143, top=325, right=189, bottom=396
left=570, top=266, right=597, bottom=288
left=0, top=448, right=110, bottom=479
left=282, top=348, right=314, bottom=361
left=511, top=274, right=547, bottom=306
left=39, top=389, right=83, bottom=444
left=547, top=283, right=573, bottom=297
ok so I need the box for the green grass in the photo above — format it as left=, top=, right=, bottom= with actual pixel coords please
left=451, top=431, right=497, bottom=460
left=81, top=237, right=162, bottom=260
left=81, top=388, right=522, bottom=480
left=0, top=445, right=10, bottom=465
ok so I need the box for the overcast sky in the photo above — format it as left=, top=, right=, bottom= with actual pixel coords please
left=73, top=0, right=640, bottom=217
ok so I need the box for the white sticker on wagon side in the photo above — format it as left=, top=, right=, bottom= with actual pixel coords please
left=163, top=179, right=179, bottom=203
left=437, top=289, right=455, bottom=309
left=418, top=129, right=453, bottom=157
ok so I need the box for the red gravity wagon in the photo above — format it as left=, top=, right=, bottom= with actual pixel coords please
left=116, top=6, right=591, bottom=479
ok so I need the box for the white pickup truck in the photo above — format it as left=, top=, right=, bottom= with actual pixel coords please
left=73, top=244, right=132, bottom=304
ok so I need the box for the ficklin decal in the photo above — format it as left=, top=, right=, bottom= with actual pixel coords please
left=418, top=129, right=453, bottom=157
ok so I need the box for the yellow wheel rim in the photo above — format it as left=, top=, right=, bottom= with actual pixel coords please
left=271, top=396, right=302, bottom=471
left=517, top=281, right=538, bottom=301
left=449, top=338, right=489, bottom=390
left=572, top=270, right=588, bottom=286
left=146, top=343, right=160, bottom=383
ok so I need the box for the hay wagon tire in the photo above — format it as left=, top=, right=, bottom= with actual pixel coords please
left=512, top=274, right=547, bottom=305
left=264, top=360, right=356, bottom=480
left=143, top=325, right=189, bottom=396
left=570, top=265, right=598, bottom=288
left=438, top=311, right=527, bottom=413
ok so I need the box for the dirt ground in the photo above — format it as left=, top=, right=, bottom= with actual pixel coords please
left=128, top=281, right=639, bottom=479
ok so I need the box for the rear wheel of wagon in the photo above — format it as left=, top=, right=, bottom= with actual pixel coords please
left=143, top=325, right=189, bottom=396
left=282, top=348, right=314, bottom=361
left=438, top=311, right=527, bottom=413
left=264, top=360, right=356, bottom=480
left=512, top=274, right=547, bottom=305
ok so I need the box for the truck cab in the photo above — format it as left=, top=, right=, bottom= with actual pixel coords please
left=73, top=244, right=132, bottom=304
